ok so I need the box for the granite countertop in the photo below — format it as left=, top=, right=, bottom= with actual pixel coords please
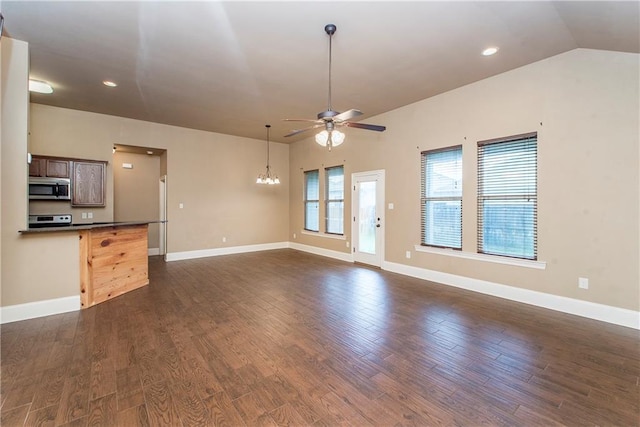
left=19, top=220, right=165, bottom=234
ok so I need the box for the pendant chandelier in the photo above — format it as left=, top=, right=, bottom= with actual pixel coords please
left=256, top=124, right=280, bottom=185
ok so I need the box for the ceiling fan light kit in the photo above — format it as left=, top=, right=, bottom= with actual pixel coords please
left=315, top=129, right=345, bottom=148
left=256, top=124, right=280, bottom=185
left=284, top=24, right=386, bottom=150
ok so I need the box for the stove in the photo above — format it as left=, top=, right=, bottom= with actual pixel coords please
left=28, top=214, right=72, bottom=228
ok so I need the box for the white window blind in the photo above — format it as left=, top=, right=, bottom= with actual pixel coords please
left=304, top=170, right=319, bottom=232
left=325, top=166, right=344, bottom=235
left=477, top=133, right=537, bottom=260
left=421, top=146, right=463, bottom=249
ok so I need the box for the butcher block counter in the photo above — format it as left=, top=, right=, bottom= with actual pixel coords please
left=20, top=221, right=159, bottom=309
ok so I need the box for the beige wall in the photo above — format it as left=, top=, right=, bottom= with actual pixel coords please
left=1, top=38, right=79, bottom=307
left=29, top=104, right=290, bottom=255
left=28, top=105, right=115, bottom=224
left=113, top=151, right=161, bottom=249
left=290, top=49, right=640, bottom=312
left=3, top=99, right=289, bottom=307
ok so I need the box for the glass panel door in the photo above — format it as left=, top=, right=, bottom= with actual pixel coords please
left=358, top=181, right=377, bottom=254
left=352, top=170, right=385, bottom=267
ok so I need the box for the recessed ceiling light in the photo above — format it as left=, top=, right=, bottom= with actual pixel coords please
left=103, top=80, right=118, bottom=87
left=28, top=79, right=53, bottom=94
left=482, top=47, right=499, bottom=56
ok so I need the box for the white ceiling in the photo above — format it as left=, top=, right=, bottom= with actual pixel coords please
left=2, top=1, right=638, bottom=143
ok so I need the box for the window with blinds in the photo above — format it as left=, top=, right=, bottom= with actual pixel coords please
left=477, top=133, right=537, bottom=260
left=325, top=166, right=344, bottom=235
left=421, top=146, right=463, bottom=249
left=304, top=170, right=320, bottom=232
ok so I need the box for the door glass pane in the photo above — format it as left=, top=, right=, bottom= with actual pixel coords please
left=358, top=181, right=376, bottom=254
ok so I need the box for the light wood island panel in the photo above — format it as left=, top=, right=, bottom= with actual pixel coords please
left=79, top=223, right=149, bottom=308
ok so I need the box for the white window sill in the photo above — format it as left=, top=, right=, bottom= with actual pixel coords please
left=302, top=230, right=346, bottom=240
left=413, top=245, right=546, bottom=270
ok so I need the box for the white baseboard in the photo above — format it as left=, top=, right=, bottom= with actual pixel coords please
left=148, top=247, right=160, bottom=256
left=383, top=261, right=640, bottom=330
left=5, top=244, right=636, bottom=330
left=289, top=242, right=354, bottom=263
left=0, top=295, right=80, bottom=324
left=166, top=242, right=289, bottom=262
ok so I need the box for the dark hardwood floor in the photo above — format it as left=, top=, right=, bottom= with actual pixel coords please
left=1, top=249, right=638, bottom=426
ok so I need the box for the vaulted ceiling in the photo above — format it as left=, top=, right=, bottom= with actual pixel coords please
left=2, top=1, right=638, bottom=143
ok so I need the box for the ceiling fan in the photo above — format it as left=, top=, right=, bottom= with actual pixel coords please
left=284, top=24, right=386, bottom=150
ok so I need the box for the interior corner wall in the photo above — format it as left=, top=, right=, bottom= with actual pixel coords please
left=289, top=48, right=640, bottom=312
left=0, top=36, right=4, bottom=303
left=1, top=38, right=79, bottom=309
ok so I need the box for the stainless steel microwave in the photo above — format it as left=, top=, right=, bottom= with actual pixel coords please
left=28, top=177, right=71, bottom=200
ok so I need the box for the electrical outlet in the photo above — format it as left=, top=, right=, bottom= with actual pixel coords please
left=346, top=241, right=350, bottom=248
left=406, top=251, right=411, bottom=259
left=88, top=212, right=93, bottom=219
left=179, top=203, right=184, bottom=209
left=388, top=203, right=394, bottom=210
left=81, top=212, right=87, bottom=219
left=293, top=233, right=296, bottom=239
left=578, top=277, right=589, bottom=289
left=222, top=237, right=226, bottom=243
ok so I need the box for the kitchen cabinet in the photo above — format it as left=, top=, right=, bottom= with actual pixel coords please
left=29, top=156, right=70, bottom=178
left=72, top=160, right=106, bottom=207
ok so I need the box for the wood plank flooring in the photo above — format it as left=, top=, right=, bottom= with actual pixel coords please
left=1, top=249, right=638, bottom=426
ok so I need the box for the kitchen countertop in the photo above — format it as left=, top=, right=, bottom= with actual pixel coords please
left=19, top=220, right=165, bottom=234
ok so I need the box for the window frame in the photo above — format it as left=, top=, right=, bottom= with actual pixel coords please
left=420, top=145, right=463, bottom=250
left=324, top=165, right=344, bottom=236
left=303, top=169, right=320, bottom=232
left=477, top=132, right=537, bottom=260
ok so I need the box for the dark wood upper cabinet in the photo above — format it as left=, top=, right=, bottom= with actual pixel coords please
left=30, top=155, right=107, bottom=207
left=72, top=160, right=106, bottom=207
left=29, top=156, right=70, bottom=178
left=46, top=159, right=70, bottom=178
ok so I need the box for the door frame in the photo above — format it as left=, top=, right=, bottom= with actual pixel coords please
left=351, top=169, right=385, bottom=267
left=159, top=175, right=167, bottom=259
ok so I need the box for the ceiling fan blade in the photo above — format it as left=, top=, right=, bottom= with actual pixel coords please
left=345, top=122, right=386, bottom=132
left=284, top=124, right=324, bottom=138
left=283, top=118, right=323, bottom=123
left=333, top=109, right=362, bottom=122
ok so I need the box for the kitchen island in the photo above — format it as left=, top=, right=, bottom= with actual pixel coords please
left=20, top=221, right=159, bottom=309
